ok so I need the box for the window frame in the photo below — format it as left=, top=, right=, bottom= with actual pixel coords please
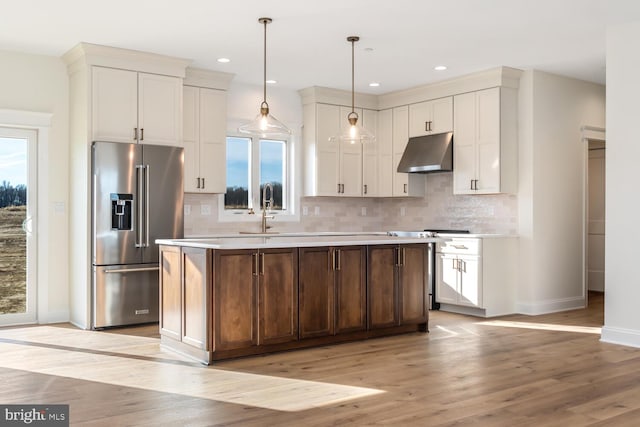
left=218, top=134, right=297, bottom=222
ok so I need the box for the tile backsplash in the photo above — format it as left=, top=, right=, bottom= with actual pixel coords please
left=184, top=174, right=518, bottom=236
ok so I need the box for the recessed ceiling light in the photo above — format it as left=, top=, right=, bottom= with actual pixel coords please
left=434, top=65, right=447, bottom=71
left=369, top=82, right=380, bottom=87
left=217, top=57, right=231, bottom=63
left=266, top=79, right=277, bottom=84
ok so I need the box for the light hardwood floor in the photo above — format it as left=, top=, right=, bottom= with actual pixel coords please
left=2, top=292, right=639, bottom=426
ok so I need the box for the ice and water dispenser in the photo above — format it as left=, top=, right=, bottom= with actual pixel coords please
left=110, top=193, right=133, bottom=230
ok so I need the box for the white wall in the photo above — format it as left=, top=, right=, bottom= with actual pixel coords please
left=517, top=70, right=605, bottom=314
left=0, top=50, right=69, bottom=323
left=601, top=20, right=640, bottom=348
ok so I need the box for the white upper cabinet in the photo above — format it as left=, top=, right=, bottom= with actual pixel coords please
left=376, top=109, right=393, bottom=197
left=92, top=66, right=182, bottom=146
left=453, top=87, right=517, bottom=194
left=183, top=86, right=227, bottom=193
left=393, top=106, right=425, bottom=197
left=304, top=103, right=377, bottom=197
left=408, top=97, right=453, bottom=137
left=361, top=109, right=378, bottom=196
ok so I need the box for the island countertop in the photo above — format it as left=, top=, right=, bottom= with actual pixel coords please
left=156, top=234, right=446, bottom=250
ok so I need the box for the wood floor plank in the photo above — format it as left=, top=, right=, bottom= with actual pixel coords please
left=4, top=292, right=640, bottom=426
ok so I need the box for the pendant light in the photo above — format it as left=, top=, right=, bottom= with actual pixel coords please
left=238, top=17, right=291, bottom=138
left=329, top=36, right=375, bottom=145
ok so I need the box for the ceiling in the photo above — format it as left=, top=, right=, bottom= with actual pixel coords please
left=3, top=0, right=640, bottom=94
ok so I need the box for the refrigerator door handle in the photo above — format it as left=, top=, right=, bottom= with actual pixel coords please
left=104, top=266, right=160, bottom=274
left=135, top=164, right=145, bottom=248
left=145, top=164, right=150, bottom=248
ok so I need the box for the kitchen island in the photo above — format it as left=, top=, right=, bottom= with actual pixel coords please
left=157, top=234, right=442, bottom=364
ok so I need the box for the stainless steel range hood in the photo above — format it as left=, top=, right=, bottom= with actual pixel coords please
left=397, top=132, right=453, bottom=173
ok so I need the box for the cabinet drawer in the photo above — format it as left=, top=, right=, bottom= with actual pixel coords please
left=437, top=238, right=481, bottom=255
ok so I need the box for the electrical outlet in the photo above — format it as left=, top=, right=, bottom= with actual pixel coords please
left=302, top=206, right=308, bottom=216
left=400, top=207, right=406, bottom=217
left=184, top=204, right=191, bottom=215
left=201, top=204, right=212, bottom=216
left=314, top=206, right=320, bottom=216
left=361, top=207, right=367, bottom=216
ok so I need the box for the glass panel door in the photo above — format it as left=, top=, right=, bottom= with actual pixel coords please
left=0, top=127, right=37, bottom=325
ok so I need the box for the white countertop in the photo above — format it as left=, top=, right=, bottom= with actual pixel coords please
left=157, top=234, right=445, bottom=250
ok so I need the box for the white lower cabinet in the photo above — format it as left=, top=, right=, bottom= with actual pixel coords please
left=436, top=236, right=517, bottom=317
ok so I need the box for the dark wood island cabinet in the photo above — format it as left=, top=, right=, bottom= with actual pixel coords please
left=158, top=236, right=433, bottom=364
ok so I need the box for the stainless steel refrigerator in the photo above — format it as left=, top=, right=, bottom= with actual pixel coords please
left=92, top=141, right=183, bottom=329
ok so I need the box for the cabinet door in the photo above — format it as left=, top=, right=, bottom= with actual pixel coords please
left=399, top=244, right=427, bottom=325
left=183, top=86, right=200, bottom=192
left=377, top=109, right=393, bottom=197
left=339, top=106, right=363, bottom=196
left=458, top=256, right=482, bottom=307
left=159, top=245, right=182, bottom=341
left=335, top=246, right=367, bottom=334
left=182, top=247, right=211, bottom=350
left=475, top=88, right=501, bottom=194
left=214, top=250, right=257, bottom=350
left=199, top=88, right=227, bottom=193
left=453, top=91, right=478, bottom=195
left=298, top=247, right=334, bottom=339
left=430, top=97, right=453, bottom=134
left=138, top=72, right=182, bottom=146
left=436, top=253, right=459, bottom=305
left=368, top=245, right=399, bottom=329
left=316, top=104, right=340, bottom=195
left=362, top=109, right=378, bottom=196
left=392, top=106, right=409, bottom=196
left=258, top=248, right=298, bottom=345
left=92, top=67, right=138, bottom=143
left=408, top=101, right=432, bottom=137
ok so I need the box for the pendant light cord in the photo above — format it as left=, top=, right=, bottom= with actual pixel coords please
left=351, top=38, right=355, bottom=113
left=263, top=18, right=267, bottom=105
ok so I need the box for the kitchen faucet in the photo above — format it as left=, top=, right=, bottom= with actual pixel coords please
left=261, top=183, right=275, bottom=233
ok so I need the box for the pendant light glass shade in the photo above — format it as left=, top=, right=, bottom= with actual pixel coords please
left=329, top=36, right=375, bottom=145
left=238, top=17, right=292, bottom=138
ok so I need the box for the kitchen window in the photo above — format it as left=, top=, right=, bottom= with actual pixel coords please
left=224, top=136, right=289, bottom=214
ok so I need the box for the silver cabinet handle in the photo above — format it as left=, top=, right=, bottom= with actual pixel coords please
left=452, top=245, right=468, bottom=250
left=140, top=128, right=144, bottom=141
left=134, top=127, right=138, bottom=141
left=363, top=184, right=368, bottom=195
left=337, top=183, right=341, bottom=194
left=404, top=183, right=408, bottom=194
left=252, top=253, right=259, bottom=276
left=336, top=249, right=341, bottom=271
left=259, top=252, right=265, bottom=275
left=425, top=121, right=429, bottom=132
left=202, top=177, right=205, bottom=189
left=196, top=178, right=201, bottom=189
left=461, top=260, right=466, bottom=273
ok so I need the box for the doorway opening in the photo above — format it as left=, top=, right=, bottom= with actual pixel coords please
left=0, top=127, right=37, bottom=325
left=582, top=126, right=605, bottom=311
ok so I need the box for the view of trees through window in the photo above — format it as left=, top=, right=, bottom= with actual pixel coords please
left=225, top=137, right=286, bottom=211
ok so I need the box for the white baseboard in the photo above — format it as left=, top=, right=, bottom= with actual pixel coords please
left=437, top=303, right=487, bottom=318
left=38, top=310, right=69, bottom=325
left=515, top=296, right=586, bottom=315
left=601, top=326, right=640, bottom=348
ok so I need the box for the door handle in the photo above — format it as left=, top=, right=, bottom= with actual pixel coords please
left=252, top=253, right=258, bottom=276
left=135, top=164, right=144, bottom=248
left=104, top=266, right=160, bottom=274
left=336, top=249, right=341, bottom=271
left=21, top=217, right=33, bottom=235
left=259, top=252, right=265, bottom=275
left=144, top=165, right=150, bottom=248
